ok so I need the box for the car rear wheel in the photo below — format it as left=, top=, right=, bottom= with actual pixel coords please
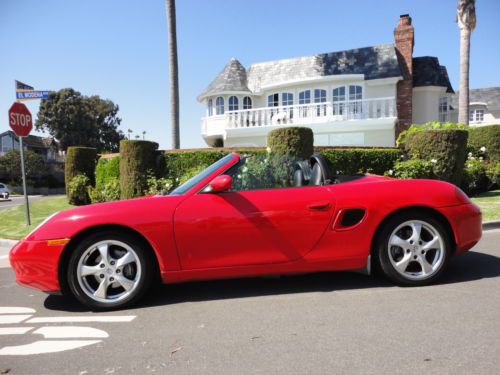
left=376, top=213, right=451, bottom=286
left=67, top=231, right=153, bottom=310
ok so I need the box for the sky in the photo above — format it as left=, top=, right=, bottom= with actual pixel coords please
left=1, top=0, right=499, bottom=150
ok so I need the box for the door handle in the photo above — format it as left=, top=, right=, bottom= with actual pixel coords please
left=308, top=201, right=331, bottom=211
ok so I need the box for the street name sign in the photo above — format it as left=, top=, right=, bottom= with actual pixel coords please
left=16, top=91, right=49, bottom=100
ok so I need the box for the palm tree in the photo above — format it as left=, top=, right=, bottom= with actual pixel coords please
left=142, top=130, right=146, bottom=140
left=127, top=129, right=133, bottom=140
left=457, top=0, right=477, bottom=125
left=166, top=0, right=180, bottom=149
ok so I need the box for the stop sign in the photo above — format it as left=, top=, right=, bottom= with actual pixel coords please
left=9, top=102, right=33, bottom=137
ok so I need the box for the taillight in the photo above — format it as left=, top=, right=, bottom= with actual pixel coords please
left=455, top=187, right=471, bottom=204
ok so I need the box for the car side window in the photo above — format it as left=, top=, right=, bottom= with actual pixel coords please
left=226, top=155, right=301, bottom=192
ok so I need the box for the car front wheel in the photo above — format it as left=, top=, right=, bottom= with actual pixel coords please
left=67, top=231, right=153, bottom=310
left=376, top=213, right=451, bottom=286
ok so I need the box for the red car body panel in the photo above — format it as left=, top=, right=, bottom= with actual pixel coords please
left=9, top=153, right=482, bottom=293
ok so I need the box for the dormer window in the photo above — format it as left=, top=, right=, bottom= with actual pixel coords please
left=243, top=96, right=252, bottom=109
left=470, top=109, right=485, bottom=123
left=207, top=99, right=213, bottom=116
left=439, top=97, right=449, bottom=122
left=229, top=96, right=239, bottom=111
left=216, top=97, right=224, bottom=115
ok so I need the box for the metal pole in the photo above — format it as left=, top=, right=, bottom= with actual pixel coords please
left=19, top=137, right=31, bottom=226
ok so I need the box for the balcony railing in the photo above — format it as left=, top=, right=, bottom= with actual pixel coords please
left=201, top=97, right=396, bottom=135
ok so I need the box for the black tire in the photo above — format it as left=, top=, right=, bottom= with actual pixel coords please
left=375, top=211, right=452, bottom=286
left=67, top=231, right=154, bottom=310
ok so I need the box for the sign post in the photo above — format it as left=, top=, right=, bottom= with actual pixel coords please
left=8, top=102, right=33, bottom=226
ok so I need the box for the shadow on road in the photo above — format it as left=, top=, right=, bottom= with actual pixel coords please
left=43, top=250, right=500, bottom=313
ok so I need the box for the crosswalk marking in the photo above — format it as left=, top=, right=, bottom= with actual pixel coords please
left=0, top=327, right=33, bottom=335
left=0, top=314, right=32, bottom=324
left=33, top=326, right=109, bottom=338
left=0, top=307, right=36, bottom=314
left=26, top=316, right=136, bottom=323
left=0, top=340, right=102, bottom=355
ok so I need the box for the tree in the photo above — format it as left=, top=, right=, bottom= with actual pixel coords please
left=35, top=88, right=124, bottom=152
left=457, top=0, right=477, bottom=125
left=166, top=0, right=180, bottom=149
left=0, top=149, right=45, bottom=185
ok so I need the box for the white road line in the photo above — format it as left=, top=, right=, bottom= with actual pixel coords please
left=26, top=316, right=136, bottom=323
left=0, top=307, right=36, bottom=314
left=0, top=327, right=33, bottom=335
left=33, top=326, right=109, bottom=339
left=0, top=315, right=32, bottom=324
left=0, top=340, right=102, bottom=355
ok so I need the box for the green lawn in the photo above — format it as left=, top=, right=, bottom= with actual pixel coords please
left=471, top=189, right=500, bottom=222
left=0, top=196, right=73, bottom=240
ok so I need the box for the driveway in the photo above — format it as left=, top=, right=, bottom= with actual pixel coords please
left=0, top=230, right=499, bottom=374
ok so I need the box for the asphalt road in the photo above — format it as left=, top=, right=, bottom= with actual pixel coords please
left=0, top=230, right=499, bottom=375
left=0, top=196, right=44, bottom=211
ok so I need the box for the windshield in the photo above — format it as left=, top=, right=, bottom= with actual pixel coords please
left=169, top=153, right=235, bottom=195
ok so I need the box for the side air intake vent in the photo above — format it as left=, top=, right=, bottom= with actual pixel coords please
left=340, top=209, right=366, bottom=228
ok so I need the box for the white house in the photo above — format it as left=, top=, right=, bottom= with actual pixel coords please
left=197, top=14, right=454, bottom=148
left=449, top=87, right=500, bottom=126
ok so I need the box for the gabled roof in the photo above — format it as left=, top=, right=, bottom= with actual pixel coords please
left=413, top=57, right=454, bottom=93
left=0, top=130, right=56, bottom=149
left=197, top=58, right=250, bottom=100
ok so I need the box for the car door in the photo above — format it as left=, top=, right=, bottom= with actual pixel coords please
left=173, top=185, right=335, bottom=269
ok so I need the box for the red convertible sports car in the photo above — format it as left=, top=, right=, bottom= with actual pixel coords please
left=10, top=152, right=482, bottom=310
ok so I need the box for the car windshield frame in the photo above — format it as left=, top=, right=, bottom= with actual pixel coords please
left=168, top=153, right=236, bottom=195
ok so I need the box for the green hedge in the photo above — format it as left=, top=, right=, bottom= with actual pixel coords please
left=319, top=148, right=401, bottom=175
left=405, top=129, right=468, bottom=185
left=65, top=147, right=97, bottom=194
left=267, top=127, right=314, bottom=159
left=468, top=125, right=500, bottom=162
left=119, top=140, right=159, bottom=199
left=95, top=156, right=120, bottom=189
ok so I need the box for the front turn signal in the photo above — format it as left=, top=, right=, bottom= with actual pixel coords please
left=46, top=238, right=70, bottom=246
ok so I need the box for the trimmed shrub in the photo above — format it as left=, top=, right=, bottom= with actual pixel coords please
left=95, top=156, right=120, bottom=189
left=119, top=140, right=159, bottom=199
left=397, top=122, right=467, bottom=146
left=319, top=148, right=401, bottom=175
left=146, top=173, right=174, bottom=195
left=461, top=158, right=490, bottom=195
left=64, top=147, right=98, bottom=194
left=88, top=178, right=121, bottom=203
left=468, top=125, right=500, bottom=162
left=67, top=174, right=91, bottom=205
left=390, top=160, right=435, bottom=179
left=486, top=162, right=500, bottom=187
left=405, top=129, right=468, bottom=185
left=267, top=127, right=314, bottom=159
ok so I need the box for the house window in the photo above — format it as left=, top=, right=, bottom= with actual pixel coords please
left=243, top=96, right=252, bottom=109
left=314, top=89, right=327, bottom=116
left=469, top=109, right=484, bottom=123
left=349, top=85, right=363, bottom=114
left=207, top=99, right=213, bottom=116
left=439, top=97, right=449, bottom=122
left=332, top=87, right=346, bottom=115
left=216, top=97, right=224, bottom=115
left=299, top=90, right=311, bottom=104
left=282, top=93, right=293, bottom=106
left=267, top=93, right=279, bottom=107
left=228, top=96, right=239, bottom=111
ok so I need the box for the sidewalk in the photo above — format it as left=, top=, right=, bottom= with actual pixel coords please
left=0, top=238, right=17, bottom=268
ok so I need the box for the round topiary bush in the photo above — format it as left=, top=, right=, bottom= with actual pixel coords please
left=119, top=140, right=159, bottom=199
left=405, top=129, right=468, bottom=186
left=267, top=127, right=314, bottom=160
left=65, top=147, right=97, bottom=195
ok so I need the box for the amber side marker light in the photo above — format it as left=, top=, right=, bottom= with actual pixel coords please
left=47, top=238, right=70, bottom=246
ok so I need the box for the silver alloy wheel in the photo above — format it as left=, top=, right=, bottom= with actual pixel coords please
left=76, top=240, right=142, bottom=303
left=387, top=220, right=445, bottom=280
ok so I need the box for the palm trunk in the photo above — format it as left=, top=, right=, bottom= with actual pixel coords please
left=166, top=0, right=180, bottom=149
left=458, top=27, right=471, bottom=125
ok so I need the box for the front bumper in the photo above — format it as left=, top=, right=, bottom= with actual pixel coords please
left=437, top=203, right=482, bottom=254
left=9, top=239, right=66, bottom=292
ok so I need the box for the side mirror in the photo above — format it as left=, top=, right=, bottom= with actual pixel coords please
left=208, top=175, right=232, bottom=193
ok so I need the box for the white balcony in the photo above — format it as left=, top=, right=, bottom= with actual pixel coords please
left=201, top=97, right=397, bottom=147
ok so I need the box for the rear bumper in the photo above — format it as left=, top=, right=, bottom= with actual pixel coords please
left=9, top=239, right=65, bottom=292
left=437, top=203, right=482, bottom=254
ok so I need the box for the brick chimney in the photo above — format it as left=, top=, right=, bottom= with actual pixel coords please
left=394, top=14, right=415, bottom=138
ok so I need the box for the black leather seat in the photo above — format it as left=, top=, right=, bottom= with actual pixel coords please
left=309, top=153, right=331, bottom=186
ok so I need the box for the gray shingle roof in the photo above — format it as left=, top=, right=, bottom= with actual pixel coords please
left=198, top=58, right=250, bottom=100
left=413, top=57, right=454, bottom=93
left=450, top=87, right=500, bottom=109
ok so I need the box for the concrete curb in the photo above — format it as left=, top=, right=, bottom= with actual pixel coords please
left=483, top=221, right=500, bottom=231
left=0, top=199, right=12, bottom=203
